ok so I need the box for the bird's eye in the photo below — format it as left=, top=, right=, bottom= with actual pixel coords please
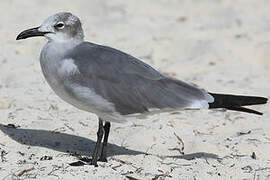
left=55, top=22, right=65, bottom=29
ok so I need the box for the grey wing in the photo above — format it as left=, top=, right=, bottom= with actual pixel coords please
left=65, top=42, right=214, bottom=115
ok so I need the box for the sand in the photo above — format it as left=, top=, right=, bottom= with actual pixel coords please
left=0, top=0, right=269, bottom=179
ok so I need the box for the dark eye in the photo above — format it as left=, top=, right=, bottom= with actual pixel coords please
left=55, top=22, right=65, bottom=29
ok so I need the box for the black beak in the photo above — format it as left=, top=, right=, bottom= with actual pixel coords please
left=16, top=27, right=50, bottom=40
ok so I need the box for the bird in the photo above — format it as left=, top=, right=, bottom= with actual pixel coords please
left=16, top=12, right=268, bottom=166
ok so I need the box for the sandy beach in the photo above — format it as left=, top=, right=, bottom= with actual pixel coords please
left=0, top=0, right=269, bottom=179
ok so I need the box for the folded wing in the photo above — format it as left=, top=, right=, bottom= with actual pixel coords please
left=64, top=42, right=214, bottom=115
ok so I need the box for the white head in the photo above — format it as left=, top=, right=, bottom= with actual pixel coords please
left=17, top=12, right=84, bottom=43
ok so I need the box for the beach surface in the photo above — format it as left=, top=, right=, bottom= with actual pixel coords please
left=0, top=0, right=269, bottom=179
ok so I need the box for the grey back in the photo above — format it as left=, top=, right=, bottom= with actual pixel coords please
left=65, top=42, right=211, bottom=115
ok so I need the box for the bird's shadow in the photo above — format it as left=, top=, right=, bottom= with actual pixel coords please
left=0, top=124, right=219, bottom=162
left=164, top=152, right=219, bottom=160
left=0, top=124, right=142, bottom=157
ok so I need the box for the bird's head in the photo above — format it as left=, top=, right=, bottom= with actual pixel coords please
left=16, top=12, right=84, bottom=43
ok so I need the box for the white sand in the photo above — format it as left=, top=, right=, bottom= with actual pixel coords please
left=0, top=0, right=269, bottom=179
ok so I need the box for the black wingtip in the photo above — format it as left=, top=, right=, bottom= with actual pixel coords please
left=209, top=93, right=268, bottom=107
left=209, top=93, right=268, bottom=115
left=226, top=106, right=263, bottom=116
left=259, top=97, right=268, bottom=104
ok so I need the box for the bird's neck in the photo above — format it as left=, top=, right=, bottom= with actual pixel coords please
left=48, top=38, right=83, bottom=47
left=40, top=40, right=81, bottom=66
left=45, top=39, right=82, bottom=57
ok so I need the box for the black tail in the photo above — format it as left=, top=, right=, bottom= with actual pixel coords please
left=209, top=93, right=268, bottom=115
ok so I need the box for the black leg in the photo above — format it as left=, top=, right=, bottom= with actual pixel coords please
left=91, top=118, right=104, bottom=167
left=99, top=121, right=111, bottom=162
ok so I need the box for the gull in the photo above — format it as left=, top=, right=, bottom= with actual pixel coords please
left=16, top=12, right=268, bottom=166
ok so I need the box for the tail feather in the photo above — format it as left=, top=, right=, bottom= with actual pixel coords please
left=209, top=93, right=268, bottom=115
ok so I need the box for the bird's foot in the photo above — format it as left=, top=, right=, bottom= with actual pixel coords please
left=68, top=157, right=100, bottom=167
left=98, top=156, right=107, bottom=162
left=80, top=157, right=99, bottom=167
left=90, top=160, right=98, bottom=167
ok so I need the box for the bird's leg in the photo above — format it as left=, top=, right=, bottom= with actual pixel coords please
left=91, top=118, right=104, bottom=167
left=99, top=121, right=111, bottom=162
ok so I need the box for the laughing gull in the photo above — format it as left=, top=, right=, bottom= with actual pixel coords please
left=16, top=12, right=268, bottom=166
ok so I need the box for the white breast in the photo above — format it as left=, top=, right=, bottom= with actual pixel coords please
left=39, top=42, right=125, bottom=123
left=58, top=58, right=78, bottom=77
